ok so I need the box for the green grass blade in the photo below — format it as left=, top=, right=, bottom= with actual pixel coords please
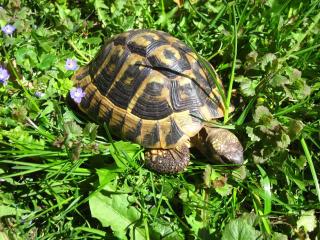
left=257, top=165, right=272, bottom=215
left=224, top=3, right=238, bottom=124
left=74, top=227, right=106, bottom=237
left=236, top=96, right=257, bottom=125
left=301, top=137, right=320, bottom=203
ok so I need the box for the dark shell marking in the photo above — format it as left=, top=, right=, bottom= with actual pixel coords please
left=71, top=29, right=226, bottom=149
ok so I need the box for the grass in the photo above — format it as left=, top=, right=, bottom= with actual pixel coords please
left=1, top=0, right=320, bottom=239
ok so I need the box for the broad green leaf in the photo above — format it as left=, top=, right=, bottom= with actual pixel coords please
left=235, top=76, right=258, bottom=97
left=155, top=7, right=178, bottom=30
left=260, top=53, right=277, bottom=71
left=276, top=132, right=290, bottom=149
left=271, top=74, right=289, bottom=87
left=55, top=4, right=76, bottom=30
left=179, top=187, right=198, bottom=204
left=161, top=180, right=177, bottom=200
left=37, top=53, right=57, bottom=70
left=12, top=106, right=27, bottom=122
left=296, top=209, right=317, bottom=233
left=150, top=221, right=184, bottom=240
left=83, top=123, right=99, bottom=141
left=240, top=79, right=259, bottom=97
left=286, top=67, right=301, bottom=81
left=185, top=212, right=206, bottom=236
left=283, top=161, right=306, bottom=190
left=222, top=214, right=260, bottom=240
left=111, top=0, right=126, bottom=17
left=0, top=205, right=28, bottom=218
left=232, top=165, right=247, bottom=181
left=285, top=79, right=311, bottom=100
left=246, top=126, right=261, bottom=142
left=40, top=101, right=54, bottom=118
left=271, top=232, right=288, bottom=240
left=253, top=106, right=272, bottom=124
left=93, top=0, right=109, bottom=26
left=64, top=121, right=83, bottom=139
left=246, top=51, right=258, bottom=64
left=283, top=67, right=311, bottom=100
left=3, top=126, right=45, bottom=150
left=89, top=191, right=144, bottom=240
left=56, top=78, right=74, bottom=96
left=96, top=168, right=119, bottom=189
left=15, top=46, right=38, bottom=71
left=206, top=169, right=233, bottom=196
left=82, top=37, right=102, bottom=45
left=294, top=156, right=307, bottom=170
left=162, top=230, right=184, bottom=240
left=215, top=181, right=233, bottom=196
left=240, top=212, right=258, bottom=226
left=109, top=141, right=141, bottom=169
left=288, top=120, right=304, bottom=140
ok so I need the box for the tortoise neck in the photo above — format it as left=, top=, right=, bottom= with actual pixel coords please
left=190, top=126, right=215, bottom=160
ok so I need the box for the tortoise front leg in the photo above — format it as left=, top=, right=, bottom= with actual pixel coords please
left=144, top=143, right=190, bottom=174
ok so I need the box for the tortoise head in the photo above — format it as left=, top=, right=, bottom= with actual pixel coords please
left=193, top=127, right=244, bottom=165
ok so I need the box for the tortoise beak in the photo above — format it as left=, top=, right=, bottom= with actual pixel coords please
left=211, top=137, right=244, bottom=165
left=221, top=149, right=244, bottom=165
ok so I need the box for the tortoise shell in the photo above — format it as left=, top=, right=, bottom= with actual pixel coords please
left=71, top=29, right=227, bottom=149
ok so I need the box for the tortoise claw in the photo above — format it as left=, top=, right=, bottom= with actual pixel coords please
left=145, top=144, right=190, bottom=174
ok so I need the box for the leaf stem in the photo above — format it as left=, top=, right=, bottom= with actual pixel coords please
left=293, top=43, right=320, bottom=56
left=68, top=40, right=90, bottom=63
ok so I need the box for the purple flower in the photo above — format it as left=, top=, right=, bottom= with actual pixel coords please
left=65, top=59, right=79, bottom=71
left=70, top=87, right=85, bottom=103
left=2, top=24, right=16, bottom=35
left=0, top=67, right=10, bottom=85
left=35, top=91, right=45, bottom=98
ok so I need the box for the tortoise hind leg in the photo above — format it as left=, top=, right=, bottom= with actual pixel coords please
left=145, top=144, right=190, bottom=174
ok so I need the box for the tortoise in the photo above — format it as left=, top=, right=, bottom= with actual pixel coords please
left=68, top=29, right=243, bottom=173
